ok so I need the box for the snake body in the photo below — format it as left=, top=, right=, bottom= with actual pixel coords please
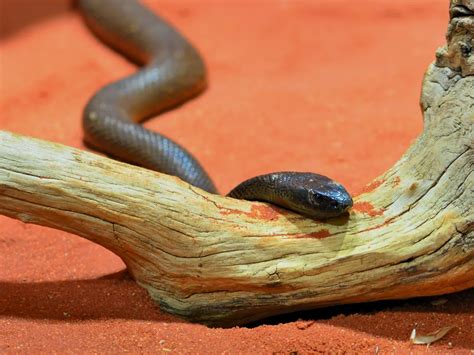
left=78, top=0, right=353, bottom=219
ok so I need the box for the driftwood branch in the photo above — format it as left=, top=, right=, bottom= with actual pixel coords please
left=0, top=1, right=473, bottom=326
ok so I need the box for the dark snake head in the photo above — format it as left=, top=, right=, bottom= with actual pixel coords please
left=228, top=172, right=353, bottom=220
left=273, top=172, right=353, bottom=219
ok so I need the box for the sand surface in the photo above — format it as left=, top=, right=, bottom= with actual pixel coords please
left=0, top=0, right=473, bottom=353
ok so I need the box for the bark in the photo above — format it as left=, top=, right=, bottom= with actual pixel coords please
left=0, top=1, right=472, bottom=326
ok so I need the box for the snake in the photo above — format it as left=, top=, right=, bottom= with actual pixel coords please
left=78, top=0, right=353, bottom=219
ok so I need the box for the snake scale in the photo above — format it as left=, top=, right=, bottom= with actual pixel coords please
left=78, top=0, right=353, bottom=219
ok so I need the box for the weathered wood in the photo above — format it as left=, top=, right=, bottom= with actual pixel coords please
left=0, top=1, right=472, bottom=326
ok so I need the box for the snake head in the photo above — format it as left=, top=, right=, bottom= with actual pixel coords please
left=277, top=172, right=353, bottom=219
left=228, top=171, right=353, bottom=220
left=305, top=181, right=353, bottom=219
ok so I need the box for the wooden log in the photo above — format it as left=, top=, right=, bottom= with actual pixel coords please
left=0, top=1, right=472, bottom=326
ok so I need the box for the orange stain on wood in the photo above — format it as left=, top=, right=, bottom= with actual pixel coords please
left=248, top=205, right=282, bottom=220
left=391, top=176, right=401, bottom=187
left=361, top=177, right=400, bottom=194
left=353, top=201, right=385, bottom=217
left=361, top=179, right=385, bottom=193
left=219, top=208, right=244, bottom=217
left=220, top=204, right=282, bottom=221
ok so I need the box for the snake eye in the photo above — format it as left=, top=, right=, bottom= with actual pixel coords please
left=309, top=190, right=341, bottom=210
left=308, top=190, right=321, bottom=205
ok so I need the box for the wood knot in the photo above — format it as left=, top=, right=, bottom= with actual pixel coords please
left=408, top=182, right=418, bottom=193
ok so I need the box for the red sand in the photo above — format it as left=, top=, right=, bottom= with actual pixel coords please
left=0, top=0, right=472, bottom=353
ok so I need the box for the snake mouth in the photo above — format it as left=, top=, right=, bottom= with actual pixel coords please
left=450, top=5, right=474, bottom=19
